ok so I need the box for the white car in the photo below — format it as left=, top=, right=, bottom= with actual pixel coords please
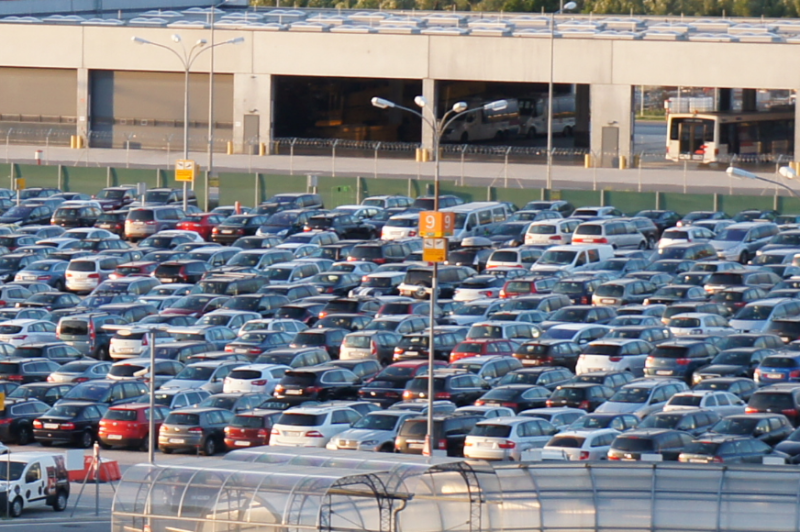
left=524, top=219, right=580, bottom=246
left=543, top=428, right=620, bottom=461
left=518, top=407, right=587, bottom=431
left=464, top=416, right=557, bottom=461
left=728, top=298, right=800, bottom=333
left=63, top=227, right=120, bottom=241
left=658, top=226, right=716, bottom=249
left=270, top=406, right=361, bottom=448
left=326, top=411, right=417, bottom=452
left=0, top=319, right=57, bottom=346
left=238, top=318, right=308, bottom=337
left=106, top=325, right=174, bottom=361
left=222, top=363, right=290, bottom=394
left=160, top=361, right=245, bottom=394
left=65, top=256, right=120, bottom=293
left=196, top=311, right=263, bottom=333
left=662, top=390, right=746, bottom=417
left=381, top=213, right=419, bottom=241
left=329, top=261, right=378, bottom=276
left=485, top=248, right=540, bottom=269
left=575, top=339, right=653, bottom=377
left=667, top=313, right=733, bottom=337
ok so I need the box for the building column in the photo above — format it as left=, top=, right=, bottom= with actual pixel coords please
left=716, top=88, right=732, bottom=112
left=794, top=95, right=800, bottom=165
left=76, top=68, right=90, bottom=142
left=742, top=88, right=757, bottom=112
left=590, top=84, right=633, bottom=168
left=233, top=72, right=272, bottom=154
left=574, top=84, right=590, bottom=149
left=421, top=78, right=437, bottom=152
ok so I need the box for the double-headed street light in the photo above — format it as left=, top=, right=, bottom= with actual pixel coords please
left=546, top=1, right=577, bottom=190
left=371, top=95, right=507, bottom=456
left=726, top=166, right=799, bottom=198
left=132, top=33, right=243, bottom=211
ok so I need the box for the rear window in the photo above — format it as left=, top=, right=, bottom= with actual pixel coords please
left=399, top=419, right=427, bottom=436
left=293, top=332, right=326, bottom=346
left=470, top=424, right=512, bottom=438
left=68, top=262, right=96, bottom=272
left=612, top=436, right=654, bottom=452
left=491, top=251, right=518, bottom=263
left=232, top=415, right=266, bottom=429
left=166, top=413, right=200, bottom=425
left=455, top=342, right=483, bottom=354
left=530, top=225, right=556, bottom=235
left=229, top=369, right=262, bottom=380
left=0, top=363, right=21, bottom=374
left=345, top=335, right=372, bottom=348
left=749, top=392, right=794, bottom=410
left=576, top=225, right=603, bottom=236
left=281, top=372, right=317, bottom=386
left=128, top=210, right=155, bottom=222
left=105, top=409, right=138, bottom=421
left=108, top=364, right=145, bottom=378
left=548, top=435, right=586, bottom=448
left=277, top=413, right=325, bottom=426
left=349, top=247, right=382, bottom=260
left=761, top=357, right=800, bottom=368
left=0, top=326, right=22, bottom=335
left=682, top=441, right=721, bottom=455
left=652, top=346, right=690, bottom=359
left=669, top=395, right=702, bottom=407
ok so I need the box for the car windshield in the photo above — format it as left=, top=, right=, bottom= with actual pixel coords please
left=761, top=357, right=800, bottom=368
left=538, top=250, right=577, bottom=266
left=610, top=387, right=650, bottom=404
left=174, top=366, right=215, bottom=381
left=0, top=462, right=26, bottom=481
left=734, top=305, right=774, bottom=321
left=278, top=413, right=326, bottom=426
left=467, top=326, right=502, bottom=339
left=64, top=383, right=110, bottom=402
left=352, top=413, right=400, bottom=431
left=711, top=417, right=758, bottom=435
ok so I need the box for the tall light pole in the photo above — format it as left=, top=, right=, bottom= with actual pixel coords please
left=132, top=33, right=243, bottom=211
left=371, top=95, right=507, bottom=456
left=726, top=166, right=799, bottom=197
left=546, top=1, right=577, bottom=191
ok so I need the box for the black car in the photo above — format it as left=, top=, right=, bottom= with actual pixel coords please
left=153, top=260, right=209, bottom=284
left=552, top=276, right=604, bottom=306
left=0, top=398, right=50, bottom=444
left=51, top=203, right=103, bottom=228
left=692, top=347, right=775, bottom=384
left=307, top=273, right=363, bottom=296
left=347, top=241, right=412, bottom=264
left=56, top=379, right=148, bottom=407
left=222, top=294, right=289, bottom=318
left=512, top=339, right=582, bottom=370
left=644, top=340, right=719, bottom=382
left=608, top=428, right=694, bottom=461
left=746, top=384, right=800, bottom=426
left=693, top=376, right=759, bottom=401
left=225, top=331, right=294, bottom=356
left=634, top=210, right=681, bottom=235
left=274, top=302, right=325, bottom=326
left=305, top=213, right=377, bottom=240
left=94, top=186, right=137, bottom=211
left=256, top=209, right=325, bottom=237
left=0, top=205, right=53, bottom=225
left=475, top=384, right=551, bottom=413
left=402, top=369, right=490, bottom=407
left=273, top=367, right=360, bottom=404
left=637, top=409, right=721, bottom=437
left=678, top=435, right=783, bottom=464
left=0, top=253, right=39, bottom=282
left=494, top=366, right=575, bottom=390
left=356, top=360, right=448, bottom=407
left=5, top=383, right=74, bottom=406
left=323, top=359, right=382, bottom=384
left=10, top=343, right=84, bottom=365
left=546, top=383, right=615, bottom=412
left=0, top=358, right=61, bottom=384
left=33, top=401, right=109, bottom=448
left=706, top=413, right=793, bottom=446
left=17, top=291, right=82, bottom=311
left=315, top=313, right=372, bottom=332
left=393, top=331, right=462, bottom=363
left=290, top=328, right=349, bottom=359
left=94, top=210, right=128, bottom=237
left=212, top=214, right=270, bottom=244
left=319, top=296, right=381, bottom=318
left=395, top=414, right=481, bottom=457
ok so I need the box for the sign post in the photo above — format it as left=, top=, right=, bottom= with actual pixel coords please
left=420, top=211, right=453, bottom=263
left=175, top=159, right=197, bottom=212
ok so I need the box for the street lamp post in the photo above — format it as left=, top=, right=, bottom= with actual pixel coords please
left=371, top=95, right=507, bottom=456
left=726, top=166, right=799, bottom=198
left=546, top=1, right=577, bottom=191
left=132, top=33, right=243, bottom=211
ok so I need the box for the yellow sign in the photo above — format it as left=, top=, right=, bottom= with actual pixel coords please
left=419, top=211, right=455, bottom=238
left=0, top=392, right=5, bottom=411
left=423, top=237, right=448, bottom=263
left=175, top=159, right=197, bottom=182
left=13, top=178, right=25, bottom=191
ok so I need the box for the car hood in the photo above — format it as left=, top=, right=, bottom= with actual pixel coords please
left=709, top=240, right=740, bottom=252
left=332, top=428, right=391, bottom=442
left=594, top=402, right=641, bottom=414
left=728, top=319, right=765, bottom=331
left=697, top=364, right=745, bottom=376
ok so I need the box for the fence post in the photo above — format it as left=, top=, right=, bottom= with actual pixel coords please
left=655, top=191, right=661, bottom=210
left=58, top=165, right=64, bottom=191
left=487, top=186, right=492, bottom=201
left=254, top=173, right=260, bottom=208
left=600, top=189, right=606, bottom=207
left=331, top=139, right=339, bottom=177
left=460, top=145, right=467, bottom=187
left=713, top=193, right=720, bottom=212
left=106, top=167, right=112, bottom=188
left=504, top=146, right=511, bottom=189
left=373, top=143, right=380, bottom=179
left=683, top=160, right=688, bottom=194
left=637, top=152, right=643, bottom=193
left=290, top=138, right=296, bottom=176
left=356, top=177, right=362, bottom=205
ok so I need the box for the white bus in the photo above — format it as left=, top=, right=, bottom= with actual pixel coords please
left=441, top=99, right=520, bottom=143
left=518, top=94, right=576, bottom=138
left=666, top=110, right=794, bottom=164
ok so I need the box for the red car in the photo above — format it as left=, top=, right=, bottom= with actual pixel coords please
left=97, top=403, right=172, bottom=451
left=449, top=339, right=516, bottom=363
left=177, top=213, right=225, bottom=241
left=109, top=261, right=158, bottom=280
left=223, top=409, right=282, bottom=449
left=500, top=276, right=557, bottom=299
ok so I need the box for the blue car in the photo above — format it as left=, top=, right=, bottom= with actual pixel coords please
left=755, top=354, right=800, bottom=386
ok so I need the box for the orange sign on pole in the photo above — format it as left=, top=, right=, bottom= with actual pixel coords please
left=419, top=211, right=455, bottom=238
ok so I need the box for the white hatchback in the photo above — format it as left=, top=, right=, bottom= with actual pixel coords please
left=270, top=406, right=361, bottom=448
left=222, top=363, right=290, bottom=394
left=658, top=226, right=716, bottom=249
left=662, top=390, right=746, bottom=417
left=524, top=219, right=580, bottom=246
left=463, top=416, right=557, bottom=461
left=667, top=313, right=733, bottom=337
left=543, top=428, right=620, bottom=461
left=0, top=319, right=57, bottom=347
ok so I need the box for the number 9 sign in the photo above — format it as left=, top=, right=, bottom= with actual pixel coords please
left=419, top=211, right=455, bottom=238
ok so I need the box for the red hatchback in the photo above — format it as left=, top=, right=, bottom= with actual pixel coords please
left=223, top=409, right=282, bottom=449
left=177, top=213, right=225, bottom=241
left=450, top=339, right=516, bottom=363
left=98, top=403, right=172, bottom=451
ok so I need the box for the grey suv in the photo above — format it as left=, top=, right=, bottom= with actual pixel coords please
left=125, top=206, right=186, bottom=241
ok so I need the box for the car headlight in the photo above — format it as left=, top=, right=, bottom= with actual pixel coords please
left=360, top=440, right=379, bottom=447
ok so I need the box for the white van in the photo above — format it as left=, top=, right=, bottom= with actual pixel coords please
left=519, top=94, right=576, bottom=138
left=0, top=452, right=70, bottom=517
left=441, top=202, right=512, bottom=245
left=532, top=244, right=614, bottom=273
left=525, top=219, right=581, bottom=246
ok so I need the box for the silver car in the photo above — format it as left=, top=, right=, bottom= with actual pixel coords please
left=325, top=411, right=417, bottom=452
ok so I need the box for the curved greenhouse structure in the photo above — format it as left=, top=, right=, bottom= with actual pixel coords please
left=113, top=448, right=800, bottom=532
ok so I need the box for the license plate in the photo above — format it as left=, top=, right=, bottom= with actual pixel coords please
left=768, top=373, right=784, bottom=379
left=117, top=348, right=135, bottom=353
left=284, top=431, right=301, bottom=437
left=285, top=389, right=303, bottom=395
left=235, top=348, right=251, bottom=353
left=222, top=230, right=233, bottom=234
left=163, top=278, right=176, bottom=283
left=169, top=438, right=185, bottom=444
left=234, top=441, right=251, bottom=446
left=44, top=423, right=59, bottom=430
left=107, top=434, right=123, bottom=440
left=408, top=442, right=423, bottom=449
left=656, top=370, right=672, bottom=376
left=689, top=458, right=706, bottom=463
left=406, top=351, right=418, bottom=357
left=602, top=299, right=615, bottom=304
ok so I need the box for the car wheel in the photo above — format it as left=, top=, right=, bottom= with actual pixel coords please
left=52, top=491, right=67, bottom=512
left=201, top=437, right=217, bottom=456
left=160, top=447, right=173, bottom=454
left=739, top=251, right=750, bottom=264
left=139, top=434, right=150, bottom=453
left=17, top=425, right=31, bottom=446
left=9, top=497, right=22, bottom=518
left=80, top=431, right=93, bottom=449
left=379, top=443, right=394, bottom=453
left=638, top=241, right=647, bottom=250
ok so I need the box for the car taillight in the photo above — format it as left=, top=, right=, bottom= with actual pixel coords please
left=499, top=290, right=506, bottom=298
left=549, top=235, right=562, bottom=241
left=7, top=375, right=23, bottom=382
left=409, top=231, right=417, bottom=237
left=437, top=438, right=447, bottom=450
left=33, top=420, right=43, bottom=428
left=609, top=356, right=622, bottom=362
left=46, top=375, right=54, bottom=382
left=74, top=377, right=89, bottom=383
left=224, top=346, right=234, bottom=352
left=257, top=428, right=269, bottom=439
left=435, top=392, right=451, bottom=399
left=498, top=440, right=516, bottom=449
left=475, top=399, right=485, bottom=406
left=141, top=335, right=148, bottom=346
left=305, top=431, right=323, bottom=438
left=60, top=423, right=76, bottom=431
left=783, top=409, right=799, bottom=418
left=790, top=371, right=800, bottom=379
left=248, top=348, right=262, bottom=354
left=0, top=418, right=12, bottom=425
left=676, top=358, right=691, bottom=366
left=11, top=335, right=27, bottom=341
left=710, top=456, right=724, bottom=463
left=394, top=347, right=404, bottom=354
left=251, top=380, right=267, bottom=386
left=402, top=390, right=414, bottom=400
left=501, top=402, right=518, bottom=409
left=306, top=386, right=322, bottom=394
left=578, top=400, right=591, bottom=410
left=237, top=229, right=245, bottom=234
left=579, top=451, right=590, bottom=460
left=271, top=428, right=280, bottom=436
left=646, top=356, right=655, bottom=364
left=88, top=273, right=100, bottom=279
left=371, top=342, right=378, bottom=356
left=608, top=454, right=620, bottom=460
left=188, top=427, right=203, bottom=434
left=745, top=407, right=758, bottom=414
